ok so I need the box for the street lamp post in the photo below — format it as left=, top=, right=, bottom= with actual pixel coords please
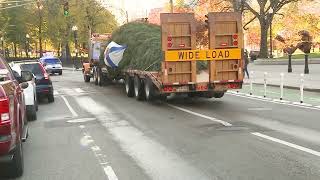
left=72, top=25, right=78, bottom=69
left=37, top=0, right=43, bottom=57
left=269, top=9, right=273, bottom=58
left=26, top=34, right=30, bottom=58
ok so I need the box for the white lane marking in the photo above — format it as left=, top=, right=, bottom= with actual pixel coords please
left=91, top=146, right=101, bottom=152
left=248, top=107, right=272, bottom=111
left=53, top=90, right=59, bottom=95
left=252, top=132, right=320, bottom=157
left=74, top=88, right=85, bottom=93
left=67, top=117, right=96, bottom=123
left=168, top=104, right=232, bottom=127
left=227, top=92, right=320, bottom=111
left=104, top=166, right=119, bottom=180
left=61, top=95, right=79, bottom=117
left=76, top=96, right=209, bottom=180
left=80, top=130, right=119, bottom=180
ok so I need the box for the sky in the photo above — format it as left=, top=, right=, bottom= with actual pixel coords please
left=100, top=0, right=168, bottom=23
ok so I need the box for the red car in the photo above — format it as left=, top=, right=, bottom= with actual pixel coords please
left=0, top=56, right=32, bottom=178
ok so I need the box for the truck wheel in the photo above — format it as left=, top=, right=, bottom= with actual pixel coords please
left=134, top=76, right=144, bottom=101
left=84, top=75, right=90, bottom=82
left=125, top=75, right=134, bottom=97
left=97, top=68, right=103, bottom=86
left=213, top=92, right=225, bottom=98
left=144, top=78, right=156, bottom=101
left=94, top=68, right=98, bottom=85
left=6, top=140, right=24, bottom=178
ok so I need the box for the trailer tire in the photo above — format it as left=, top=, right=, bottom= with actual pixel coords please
left=94, top=68, right=98, bottom=85
left=213, top=92, right=225, bottom=98
left=84, top=75, right=90, bottom=82
left=134, top=76, right=145, bottom=100
left=144, top=78, right=156, bottom=101
left=97, top=68, right=103, bottom=86
left=125, top=75, right=134, bottom=97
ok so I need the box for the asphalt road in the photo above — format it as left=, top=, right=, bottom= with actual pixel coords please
left=5, top=69, right=320, bottom=180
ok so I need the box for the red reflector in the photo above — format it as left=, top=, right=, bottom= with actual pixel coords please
left=233, top=34, right=238, bottom=39
left=179, top=44, right=185, bottom=47
left=220, top=42, right=228, bottom=46
left=233, top=41, right=238, bottom=46
left=168, top=43, right=172, bottom=48
left=42, top=89, right=49, bottom=92
left=167, top=37, right=172, bottom=41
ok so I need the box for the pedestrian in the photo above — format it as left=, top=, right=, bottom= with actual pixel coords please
left=243, top=50, right=250, bottom=79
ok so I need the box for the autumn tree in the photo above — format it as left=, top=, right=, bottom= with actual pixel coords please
left=243, top=0, right=299, bottom=58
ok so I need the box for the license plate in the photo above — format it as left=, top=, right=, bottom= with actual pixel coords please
left=175, top=86, right=189, bottom=92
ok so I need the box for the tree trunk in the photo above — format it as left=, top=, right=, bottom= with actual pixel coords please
left=259, top=22, right=269, bottom=58
left=57, top=43, right=61, bottom=57
left=14, top=43, right=17, bottom=58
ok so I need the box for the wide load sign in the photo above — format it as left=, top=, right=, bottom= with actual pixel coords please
left=164, top=48, right=241, bottom=61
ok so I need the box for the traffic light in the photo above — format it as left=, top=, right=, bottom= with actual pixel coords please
left=63, top=1, right=69, bottom=16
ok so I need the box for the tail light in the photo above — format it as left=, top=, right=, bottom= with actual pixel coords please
left=0, top=86, right=10, bottom=124
left=232, top=34, right=238, bottom=47
left=39, top=64, right=49, bottom=80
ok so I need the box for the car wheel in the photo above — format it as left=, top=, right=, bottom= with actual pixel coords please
left=213, top=92, right=225, bottom=98
left=48, top=93, right=55, bottom=103
left=27, top=105, right=37, bottom=121
left=35, top=98, right=39, bottom=111
left=6, top=141, right=24, bottom=178
left=59, top=71, right=62, bottom=75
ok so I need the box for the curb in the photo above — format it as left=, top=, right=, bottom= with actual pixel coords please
left=227, top=91, right=320, bottom=111
left=243, top=82, right=320, bottom=93
left=253, top=59, right=320, bottom=65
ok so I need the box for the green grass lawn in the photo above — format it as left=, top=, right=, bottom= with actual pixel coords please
left=279, top=52, right=320, bottom=59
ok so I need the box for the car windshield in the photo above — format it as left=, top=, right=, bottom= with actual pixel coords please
left=21, top=63, right=43, bottom=76
left=43, top=58, right=61, bottom=64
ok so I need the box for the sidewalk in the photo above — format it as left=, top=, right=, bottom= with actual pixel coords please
left=253, top=58, right=320, bottom=65
left=245, top=64, right=320, bottom=92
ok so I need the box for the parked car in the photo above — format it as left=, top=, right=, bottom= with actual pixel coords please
left=0, top=56, right=32, bottom=178
left=10, top=61, right=38, bottom=121
left=17, top=61, right=54, bottom=103
left=39, top=56, right=63, bottom=75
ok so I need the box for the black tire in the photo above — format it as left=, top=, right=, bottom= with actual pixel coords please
left=97, top=68, right=103, bottom=86
left=84, top=75, right=90, bottom=82
left=27, top=105, right=37, bottom=121
left=59, top=71, right=62, bottom=75
left=134, top=76, right=144, bottom=101
left=144, top=78, right=156, bottom=101
left=35, top=97, right=38, bottom=111
left=94, top=68, right=98, bottom=85
left=125, top=75, right=134, bottom=97
left=213, top=92, right=225, bottom=98
left=48, top=93, right=55, bottom=103
left=7, top=141, right=24, bottom=178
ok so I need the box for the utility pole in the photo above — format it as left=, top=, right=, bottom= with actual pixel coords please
left=170, top=0, right=173, bottom=13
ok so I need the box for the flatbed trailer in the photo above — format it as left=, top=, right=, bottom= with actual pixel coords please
left=83, top=12, right=244, bottom=101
